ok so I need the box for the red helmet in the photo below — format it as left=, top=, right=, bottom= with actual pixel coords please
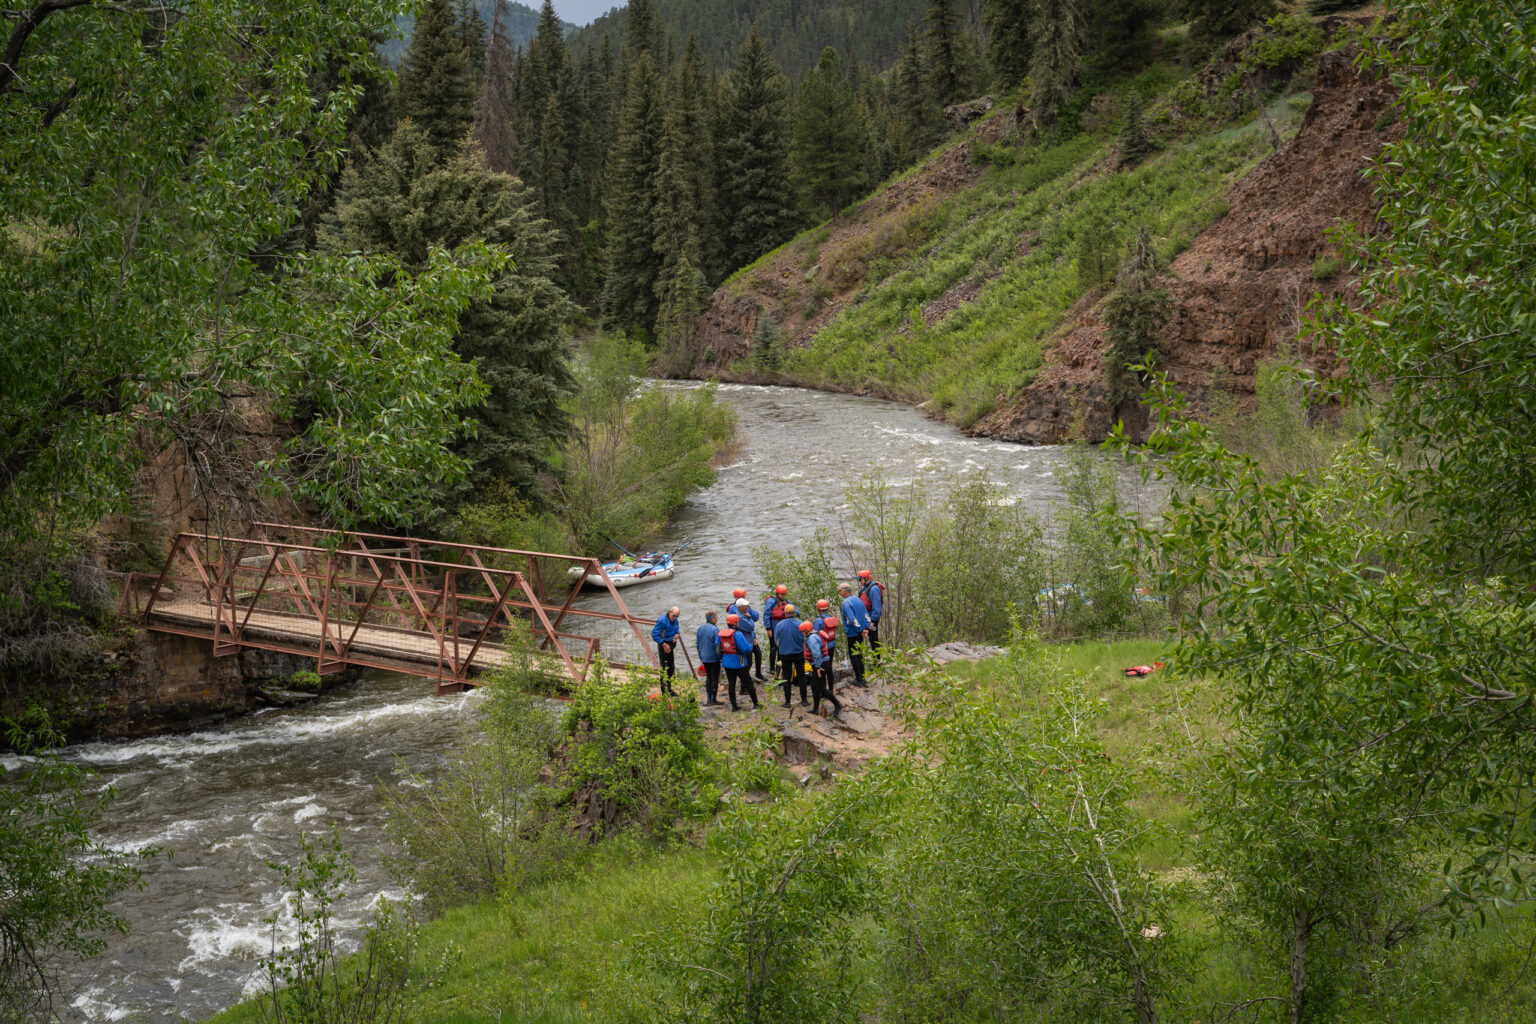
left=816, top=599, right=829, bottom=610
left=775, top=584, right=787, bottom=595
left=856, top=569, right=872, bottom=579
left=733, top=588, right=747, bottom=599
left=823, top=616, right=838, bottom=629
left=799, top=620, right=814, bottom=633
left=726, top=614, right=739, bottom=625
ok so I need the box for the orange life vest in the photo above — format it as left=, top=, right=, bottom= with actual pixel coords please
left=769, top=597, right=789, bottom=620
left=860, top=579, right=885, bottom=611
left=719, top=629, right=738, bottom=656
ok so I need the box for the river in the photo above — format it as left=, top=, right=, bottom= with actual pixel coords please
left=31, top=383, right=1152, bottom=1022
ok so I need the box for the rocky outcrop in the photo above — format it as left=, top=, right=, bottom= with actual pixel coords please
left=977, top=48, right=1402, bottom=443
left=34, top=632, right=325, bottom=743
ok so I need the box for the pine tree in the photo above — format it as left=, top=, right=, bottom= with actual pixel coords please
left=536, top=91, right=568, bottom=223
left=1103, top=228, right=1171, bottom=405
left=717, top=27, right=799, bottom=272
left=654, top=246, right=711, bottom=351
left=600, top=50, right=665, bottom=333
left=925, top=0, right=963, bottom=108
left=1118, top=96, right=1154, bottom=167
left=454, top=0, right=488, bottom=91
left=792, top=47, right=867, bottom=219
left=1028, top=0, right=1086, bottom=131
left=398, top=0, right=475, bottom=156
left=984, top=0, right=1031, bottom=89
left=473, top=0, right=519, bottom=174
left=327, top=121, right=577, bottom=500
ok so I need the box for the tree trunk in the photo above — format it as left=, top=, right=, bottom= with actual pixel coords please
left=1289, top=903, right=1310, bottom=1024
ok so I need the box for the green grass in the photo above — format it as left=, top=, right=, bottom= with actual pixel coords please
left=206, top=636, right=1536, bottom=1024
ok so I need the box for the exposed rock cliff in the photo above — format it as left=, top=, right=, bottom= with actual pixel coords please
left=977, top=49, right=1402, bottom=443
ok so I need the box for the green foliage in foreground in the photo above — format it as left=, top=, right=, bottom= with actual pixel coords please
left=778, top=86, right=1297, bottom=426
left=0, top=711, right=148, bottom=1022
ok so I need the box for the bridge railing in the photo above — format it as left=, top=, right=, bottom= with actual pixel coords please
left=126, top=523, right=664, bottom=693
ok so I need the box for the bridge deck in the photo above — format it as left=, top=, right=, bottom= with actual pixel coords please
left=147, top=594, right=516, bottom=677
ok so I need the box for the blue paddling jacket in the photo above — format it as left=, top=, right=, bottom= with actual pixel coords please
left=652, top=613, right=680, bottom=645
left=695, top=622, right=720, bottom=663
left=840, top=595, right=872, bottom=638
left=773, top=616, right=805, bottom=655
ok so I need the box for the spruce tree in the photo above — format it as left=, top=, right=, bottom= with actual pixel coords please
left=925, top=0, right=963, bottom=108
left=1185, top=0, right=1281, bottom=55
left=327, top=120, right=577, bottom=500
left=1118, top=96, right=1154, bottom=168
left=717, top=27, right=799, bottom=272
left=454, top=0, right=488, bottom=91
left=1028, top=0, right=1086, bottom=131
left=473, top=0, right=519, bottom=174
left=600, top=51, right=665, bottom=333
left=1103, top=228, right=1171, bottom=405
left=398, top=0, right=475, bottom=156
left=892, top=21, right=941, bottom=164
left=984, top=0, right=1031, bottom=89
left=654, top=37, right=718, bottom=299
left=792, top=47, right=867, bottom=219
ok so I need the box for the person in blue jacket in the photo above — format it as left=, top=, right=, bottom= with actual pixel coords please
left=651, top=606, right=681, bottom=695
left=729, top=589, right=766, bottom=681
left=719, top=613, right=759, bottom=710
left=773, top=604, right=809, bottom=707
left=857, top=569, right=884, bottom=651
left=696, top=610, right=721, bottom=706
left=839, top=583, right=873, bottom=687
left=805, top=620, right=842, bottom=717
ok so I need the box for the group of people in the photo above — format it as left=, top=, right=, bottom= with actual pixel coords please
left=650, top=572, right=886, bottom=716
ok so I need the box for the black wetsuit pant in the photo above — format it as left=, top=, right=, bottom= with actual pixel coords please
left=727, top=666, right=757, bottom=708
left=811, top=662, right=842, bottom=715
left=703, top=661, right=721, bottom=704
left=657, top=643, right=675, bottom=693
left=780, top=654, right=808, bottom=705
left=868, top=621, right=881, bottom=653
left=752, top=642, right=765, bottom=678
left=847, top=634, right=867, bottom=686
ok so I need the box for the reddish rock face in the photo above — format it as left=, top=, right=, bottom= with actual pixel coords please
left=978, top=48, right=1403, bottom=444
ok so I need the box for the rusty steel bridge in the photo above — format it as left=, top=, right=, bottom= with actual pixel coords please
left=119, top=523, right=675, bottom=694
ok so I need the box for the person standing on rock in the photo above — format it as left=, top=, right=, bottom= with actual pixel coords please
left=840, top=583, right=873, bottom=687
left=805, top=619, right=842, bottom=718
left=763, top=584, right=789, bottom=669
left=651, top=606, right=682, bottom=696
left=818, top=614, right=839, bottom=678
left=857, top=569, right=885, bottom=651
left=696, top=611, right=722, bottom=706
left=774, top=603, right=809, bottom=707
left=720, top=614, right=758, bottom=710
left=729, top=589, right=765, bottom=680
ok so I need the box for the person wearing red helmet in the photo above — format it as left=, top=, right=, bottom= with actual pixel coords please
left=856, top=569, right=885, bottom=652
left=719, top=613, right=758, bottom=711
left=729, top=589, right=764, bottom=681
left=763, top=584, right=790, bottom=671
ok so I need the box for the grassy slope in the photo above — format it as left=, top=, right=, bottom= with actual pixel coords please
left=765, top=83, right=1310, bottom=428
left=208, top=639, right=1536, bottom=1024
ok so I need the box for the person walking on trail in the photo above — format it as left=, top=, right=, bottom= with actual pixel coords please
left=805, top=619, right=842, bottom=718
left=839, top=583, right=873, bottom=687
left=857, top=569, right=885, bottom=651
left=763, top=584, right=790, bottom=669
left=651, top=606, right=682, bottom=696
left=729, top=589, right=765, bottom=681
left=696, top=611, right=722, bottom=706
left=774, top=604, right=809, bottom=707
left=720, top=614, right=759, bottom=711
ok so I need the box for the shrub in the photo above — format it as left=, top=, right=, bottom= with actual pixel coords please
left=751, top=528, right=840, bottom=617
left=1311, top=253, right=1342, bottom=280
left=449, top=481, right=569, bottom=554
left=1046, top=445, right=1155, bottom=637
left=380, top=645, right=568, bottom=911
left=258, top=829, right=449, bottom=1024
left=286, top=670, right=323, bottom=694
left=560, top=670, right=715, bottom=838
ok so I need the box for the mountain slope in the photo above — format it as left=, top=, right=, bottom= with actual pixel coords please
left=665, top=14, right=1397, bottom=442
left=379, top=0, right=569, bottom=64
